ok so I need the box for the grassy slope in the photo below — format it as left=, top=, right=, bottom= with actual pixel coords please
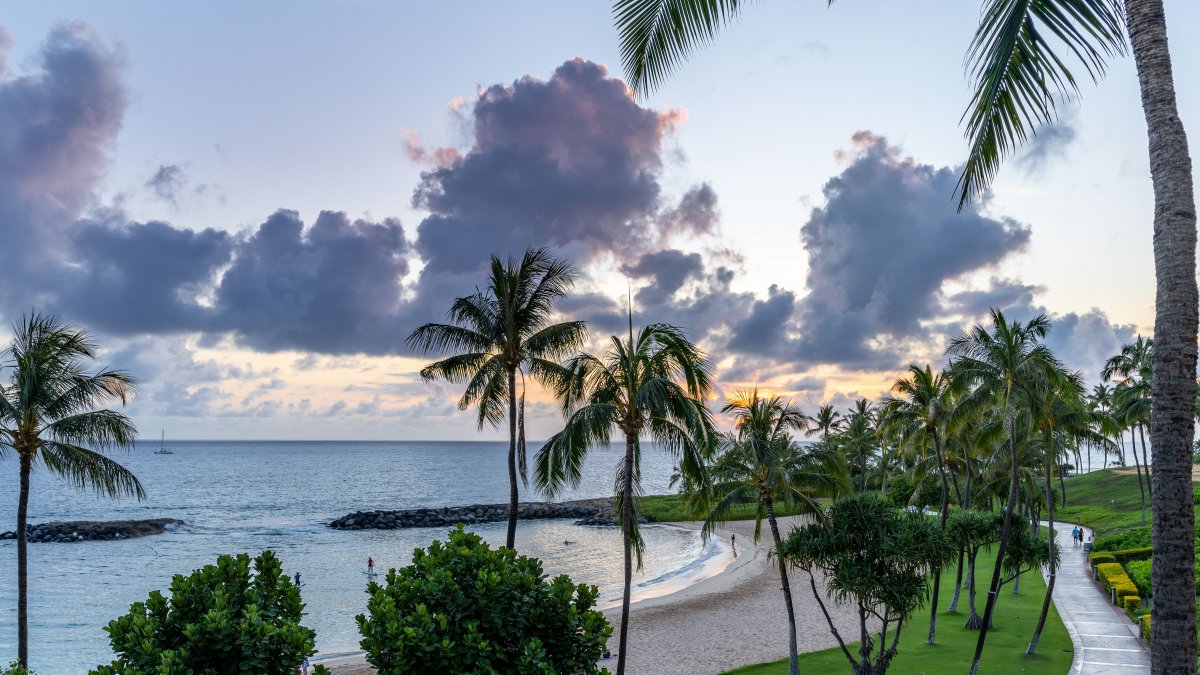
left=638, top=494, right=818, bottom=523
left=1057, top=467, right=1200, bottom=540
left=723, top=545, right=1073, bottom=675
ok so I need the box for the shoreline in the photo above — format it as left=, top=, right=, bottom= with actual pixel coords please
left=325, top=515, right=857, bottom=675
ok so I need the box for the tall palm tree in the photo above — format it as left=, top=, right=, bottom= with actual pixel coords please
left=612, top=2, right=1197, bottom=667
left=947, top=309, right=1059, bottom=675
left=809, top=404, right=842, bottom=444
left=0, top=312, right=144, bottom=668
left=881, top=364, right=958, bottom=644
left=836, top=410, right=876, bottom=494
left=407, top=248, right=587, bottom=549
left=699, top=389, right=844, bottom=675
left=535, top=322, right=714, bottom=675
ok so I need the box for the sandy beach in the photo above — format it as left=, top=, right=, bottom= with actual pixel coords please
left=326, top=515, right=859, bottom=675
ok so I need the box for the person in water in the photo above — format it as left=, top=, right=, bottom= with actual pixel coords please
left=294, top=571, right=302, bottom=586
left=367, top=556, right=375, bottom=574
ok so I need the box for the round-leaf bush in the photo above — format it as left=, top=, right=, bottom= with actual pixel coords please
left=91, top=550, right=320, bottom=675
left=357, top=525, right=612, bottom=674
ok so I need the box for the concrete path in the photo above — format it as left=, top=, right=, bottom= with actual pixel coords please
left=1048, top=521, right=1151, bottom=674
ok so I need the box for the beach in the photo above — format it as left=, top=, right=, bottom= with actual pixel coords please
left=326, top=515, right=859, bottom=675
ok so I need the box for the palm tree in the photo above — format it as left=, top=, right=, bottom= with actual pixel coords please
left=407, top=248, right=587, bottom=549
left=612, top=2, right=1197, bottom=666
left=535, top=322, right=714, bottom=675
left=699, top=389, right=843, bottom=675
left=947, top=308, right=1060, bottom=675
left=0, top=312, right=144, bottom=668
left=881, top=364, right=958, bottom=644
left=809, top=404, right=842, bottom=444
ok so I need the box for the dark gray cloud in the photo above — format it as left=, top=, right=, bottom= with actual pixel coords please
left=210, top=209, right=410, bottom=353
left=0, top=22, right=127, bottom=299
left=622, top=250, right=704, bottom=306
left=946, top=279, right=1041, bottom=317
left=728, top=285, right=796, bottom=356
left=794, top=131, right=1032, bottom=369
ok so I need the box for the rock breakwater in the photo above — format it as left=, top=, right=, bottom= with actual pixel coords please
left=328, top=498, right=630, bottom=530
left=0, top=518, right=184, bottom=543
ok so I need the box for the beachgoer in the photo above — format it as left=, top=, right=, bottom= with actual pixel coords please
left=300, top=657, right=311, bottom=675
left=731, top=533, right=735, bottom=548
left=368, top=556, right=375, bottom=574
left=294, top=571, right=301, bottom=586
left=1072, top=526, right=1079, bottom=547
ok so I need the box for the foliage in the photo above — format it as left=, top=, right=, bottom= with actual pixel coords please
left=723, top=542, right=1073, bottom=674
left=1089, top=552, right=1117, bottom=566
left=1096, top=562, right=1139, bottom=605
left=1110, top=546, right=1153, bottom=565
left=2, top=663, right=35, bottom=675
left=1141, top=614, right=1152, bottom=642
left=781, top=493, right=953, bottom=674
left=885, top=474, right=915, bottom=508
left=638, top=493, right=819, bottom=523
left=1125, top=559, right=1152, bottom=598
left=1124, top=596, right=1143, bottom=613
left=356, top=525, right=611, bottom=675
left=93, top=551, right=316, bottom=675
left=1093, top=525, right=1152, bottom=552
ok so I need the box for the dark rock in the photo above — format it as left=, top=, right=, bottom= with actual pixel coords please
left=9, top=519, right=184, bottom=543
left=327, top=498, right=618, bottom=531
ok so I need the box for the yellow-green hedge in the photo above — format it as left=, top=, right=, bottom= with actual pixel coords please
left=1140, top=614, right=1151, bottom=642
left=1090, top=552, right=1117, bottom=566
left=1123, top=595, right=1141, bottom=613
left=1097, top=562, right=1139, bottom=604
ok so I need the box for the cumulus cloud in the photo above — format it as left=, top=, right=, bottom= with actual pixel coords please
left=794, top=131, right=1032, bottom=369
left=1014, top=117, right=1077, bottom=174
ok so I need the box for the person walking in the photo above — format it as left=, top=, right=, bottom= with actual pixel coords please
left=367, top=556, right=375, bottom=574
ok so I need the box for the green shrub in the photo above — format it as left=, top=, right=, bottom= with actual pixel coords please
left=885, top=474, right=915, bottom=508
left=1094, top=527, right=1152, bottom=552
left=1089, top=552, right=1117, bottom=567
left=1112, top=546, right=1153, bottom=565
left=357, top=525, right=612, bottom=675
left=2, top=663, right=35, bottom=675
left=1141, top=614, right=1152, bottom=641
left=1123, top=595, right=1142, bottom=613
left=1126, top=559, right=1152, bottom=598
left=92, top=550, right=318, bottom=675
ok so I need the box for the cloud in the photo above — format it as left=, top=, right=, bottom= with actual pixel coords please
left=794, top=131, right=1032, bottom=369
left=728, top=285, right=796, bottom=356
left=146, top=164, right=186, bottom=203
left=1014, top=116, right=1077, bottom=174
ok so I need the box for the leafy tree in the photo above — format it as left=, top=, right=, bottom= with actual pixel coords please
left=612, top=1, right=1197, bottom=668
left=93, top=551, right=321, bottom=675
left=809, top=404, right=843, bottom=444
left=781, top=493, right=953, bottom=675
left=406, top=248, right=586, bottom=549
left=946, top=509, right=1002, bottom=629
left=699, top=389, right=845, bottom=675
left=0, top=313, right=142, bottom=668
left=357, top=526, right=610, bottom=675
left=536, top=322, right=713, bottom=675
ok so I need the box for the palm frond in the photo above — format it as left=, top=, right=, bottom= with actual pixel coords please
left=39, top=441, right=145, bottom=500
left=614, top=0, right=748, bottom=96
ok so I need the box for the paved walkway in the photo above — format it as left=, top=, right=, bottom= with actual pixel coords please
left=1048, top=521, right=1151, bottom=674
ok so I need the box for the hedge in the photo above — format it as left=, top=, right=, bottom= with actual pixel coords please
left=1089, top=552, right=1117, bottom=567
left=1123, top=595, right=1142, bottom=613
left=1125, top=559, right=1152, bottom=598
left=1140, top=614, right=1152, bottom=642
left=1112, top=546, right=1153, bottom=565
left=1097, top=562, right=1139, bottom=604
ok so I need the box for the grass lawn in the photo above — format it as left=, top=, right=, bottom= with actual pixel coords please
left=1056, top=468, right=1162, bottom=536
left=639, top=493, right=819, bottom=522
left=723, top=545, right=1073, bottom=675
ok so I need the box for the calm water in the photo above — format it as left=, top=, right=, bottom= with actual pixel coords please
left=0, top=441, right=712, bottom=674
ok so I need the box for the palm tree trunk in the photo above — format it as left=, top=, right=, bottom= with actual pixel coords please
left=928, top=432, right=951, bottom=644
left=1125, top=2, right=1200, bottom=671
left=964, top=547, right=984, bottom=629
left=764, top=496, right=799, bottom=675
left=17, top=452, right=31, bottom=667
left=506, top=367, right=519, bottom=549
left=1130, top=427, right=1148, bottom=525
left=948, top=548, right=966, bottom=612
left=859, top=449, right=867, bottom=493
left=969, top=416, right=1019, bottom=675
left=617, top=433, right=636, bottom=675
left=1028, top=429, right=1056, bottom=654
left=1139, top=423, right=1153, bottom=497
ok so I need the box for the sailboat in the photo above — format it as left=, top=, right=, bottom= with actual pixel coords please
left=153, top=430, right=174, bottom=455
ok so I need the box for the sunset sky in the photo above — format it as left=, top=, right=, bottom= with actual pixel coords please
left=1, top=1, right=1197, bottom=440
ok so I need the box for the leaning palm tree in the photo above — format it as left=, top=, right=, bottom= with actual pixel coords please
left=406, top=248, right=587, bottom=549
left=699, top=389, right=844, bottom=675
left=881, top=364, right=958, bottom=644
left=947, top=308, right=1060, bottom=675
left=535, top=322, right=714, bottom=675
left=0, top=312, right=144, bottom=668
left=613, top=1, right=1197, bottom=666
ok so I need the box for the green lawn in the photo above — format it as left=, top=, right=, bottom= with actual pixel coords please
left=723, top=545, right=1073, bottom=675
left=638, top=493, right=820, bottom=523
left=1057, top=468, right=1164, bottom=536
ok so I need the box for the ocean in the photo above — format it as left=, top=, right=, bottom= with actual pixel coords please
left=0, top=440, right=715, bottom=674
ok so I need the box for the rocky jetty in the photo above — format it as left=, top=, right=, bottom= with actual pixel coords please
left=0, top=518, right=184, bottom=543
left=328, top=498, right=630, bottom=530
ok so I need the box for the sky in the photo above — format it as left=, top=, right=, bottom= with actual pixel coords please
left=0, top=1, right=1196, bottom=440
